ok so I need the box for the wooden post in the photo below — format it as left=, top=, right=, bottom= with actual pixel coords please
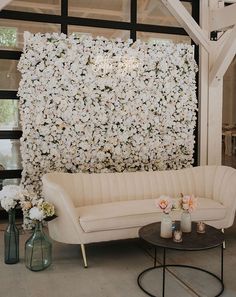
left=161, top=0, right=236, bottom=166
left=208, top=80, right=223, bottom=164
left=198, top=0, right=210, bottom=165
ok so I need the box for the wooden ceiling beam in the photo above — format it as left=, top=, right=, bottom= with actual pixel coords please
left=161, top=0, right=210, bottom=51
left=210, top=3, right=236, bottom=31
left=209, top=25, right=236, bottom=85
left=0, top=0, right=13, bottom=11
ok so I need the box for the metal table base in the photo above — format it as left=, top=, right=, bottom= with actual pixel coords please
left=137, top=244, right=224, bottom=297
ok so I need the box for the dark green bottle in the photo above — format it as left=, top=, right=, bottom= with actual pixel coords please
left=4, top=208, right=19, bottom=264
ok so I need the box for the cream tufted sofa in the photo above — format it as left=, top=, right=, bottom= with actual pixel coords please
left=42, top=165, right=236, bottom=267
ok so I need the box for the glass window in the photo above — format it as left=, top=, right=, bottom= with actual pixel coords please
left=2, top=178, right=21, bottom=186
left=0, top=59, right=21, bottom=91
left=68, top=26, right=130, bottom=39
left=0, top=178, right=21, bottom=191
left=68, top=0, right=130, bottom=22
left=137, top=31, right=191, bottom=44
left=137, top=0, right=192, bottom=27
left=0, top=139, right=22, bottom=170
left=4, top=0, right=61, bottom=15
left=0, top=27, right=17, bottom=48
left=0, top=20, right=60, bottom=50
left=0, top=100, right=20, bottom=130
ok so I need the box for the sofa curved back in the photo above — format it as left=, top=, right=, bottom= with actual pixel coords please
left=43, top=165, right=236, bottom=208
left=42, top=165, right=236, bottom=243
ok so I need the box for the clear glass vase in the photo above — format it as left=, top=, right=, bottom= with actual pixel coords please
left=4, top=208, right=19, bottom=264
left=160, top=213, right=172, bottom=238
left=25, top=221, right=52, bottom=271
left=180, top=210, right=192, bottom=233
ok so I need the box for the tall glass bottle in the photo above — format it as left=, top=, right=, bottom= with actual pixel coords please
left=4, top=208, right=19, bottom=264
left=180, top=210, right=192, bottom=233
left=160, top=213, right=173, bottom=238
left=25, top=221, right=52, bottom=271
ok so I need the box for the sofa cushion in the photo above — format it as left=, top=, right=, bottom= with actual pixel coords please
left=77, top=198, right=227, bottom=233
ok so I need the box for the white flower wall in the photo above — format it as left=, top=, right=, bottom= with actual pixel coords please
left=18, top=32, right=198, bottom=195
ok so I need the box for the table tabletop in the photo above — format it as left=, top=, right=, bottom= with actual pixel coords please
left=139, top=222, right=225, bottom=251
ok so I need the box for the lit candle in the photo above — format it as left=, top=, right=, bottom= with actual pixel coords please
left=197, top=221, right=206, bottom=233
left=173, top=230, right=182, bottom=242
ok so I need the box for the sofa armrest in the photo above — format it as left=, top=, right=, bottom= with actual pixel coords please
left=42, top=175, right=85, bottom=244
left=215, top=168, right=236, bottom=228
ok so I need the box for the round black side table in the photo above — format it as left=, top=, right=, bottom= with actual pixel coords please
left=138, top=222, right=224, bottom=297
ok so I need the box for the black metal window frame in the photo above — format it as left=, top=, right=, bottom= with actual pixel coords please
left=0, top=0, right=199, bottom=181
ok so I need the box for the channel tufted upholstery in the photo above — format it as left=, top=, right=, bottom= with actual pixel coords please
left=42, top=166, right=236, bottom=246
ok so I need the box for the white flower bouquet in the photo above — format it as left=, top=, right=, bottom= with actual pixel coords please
left=28, top=201, right=56, bottom=221
left=20, top=190, right=56, bottom=228
left=0, top=185, right=21, bottom=212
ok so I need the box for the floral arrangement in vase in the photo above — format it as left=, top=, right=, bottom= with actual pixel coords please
left=155, top=195, right=173, bottom=238
left=20, top=193, right=56, bottom=271
left=179, top=193, right=197, bottom=233
left=0, top=185, right=21, bottom=264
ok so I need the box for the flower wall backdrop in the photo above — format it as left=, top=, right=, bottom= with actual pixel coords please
left=18, top=32, right=198, bottom=196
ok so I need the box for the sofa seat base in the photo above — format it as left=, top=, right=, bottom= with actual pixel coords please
left=78, top=198, right=227, bottom=233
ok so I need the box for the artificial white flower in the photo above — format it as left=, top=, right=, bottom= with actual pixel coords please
left=1, top=197, right=17, bottom=212
left=0, top=185, right=21, bottom=201
left=0, top=185, right=21, bottom=211
left=29, top=207, right=44, bottom=221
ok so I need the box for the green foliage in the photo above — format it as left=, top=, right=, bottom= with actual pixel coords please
left=0, top=27, right=17, bottom=47
left=0, top=100, right=18, bottom=126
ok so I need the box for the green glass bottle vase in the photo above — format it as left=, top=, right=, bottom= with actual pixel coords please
left=4, top=208, right=19, bottom=264
left=25, top=221, right=52, bottom=271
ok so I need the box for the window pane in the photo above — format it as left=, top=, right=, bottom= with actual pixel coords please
left=69, top=0, right=130, bottom=22
left=0, top=100, right=20, bottom=130
left=0, top=59, right=21, bottom=91
left=1, top=178, right=21, bottom=187
left=137, top=0, right=192, bottom=26
left=68, top=26, right=130, bottom=39
left=0, top=27, right=17, bottom=48
left=137, top=31, right=191, bottom=44
left=0, top=20, right=60, bottom=50
left=0, top=139, right=22, bottom=170
left=4, top=0, right=61, bottom=15
left=0, top=179, right=21, bottom=193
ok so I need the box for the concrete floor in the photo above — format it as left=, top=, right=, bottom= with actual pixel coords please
left=0, top=221, right=236, bottom=297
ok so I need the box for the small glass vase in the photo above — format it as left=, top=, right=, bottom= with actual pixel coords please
left=181, top=210, right=192, bottom=233
left=25, top=221, right=52, bottom=271
left=4, top=208, right=19, bottom=264
left=160, top=213, right=172, bottom=238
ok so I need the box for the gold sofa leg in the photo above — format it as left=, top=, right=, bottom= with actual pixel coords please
left=222, top=229, right=226, bottom=249
left=81, top=244, right=88, bottom=268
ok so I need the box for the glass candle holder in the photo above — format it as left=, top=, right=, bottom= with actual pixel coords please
left=173, top=230, right=182, bottom=243
left=197, top=221, right=206, bottom=233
